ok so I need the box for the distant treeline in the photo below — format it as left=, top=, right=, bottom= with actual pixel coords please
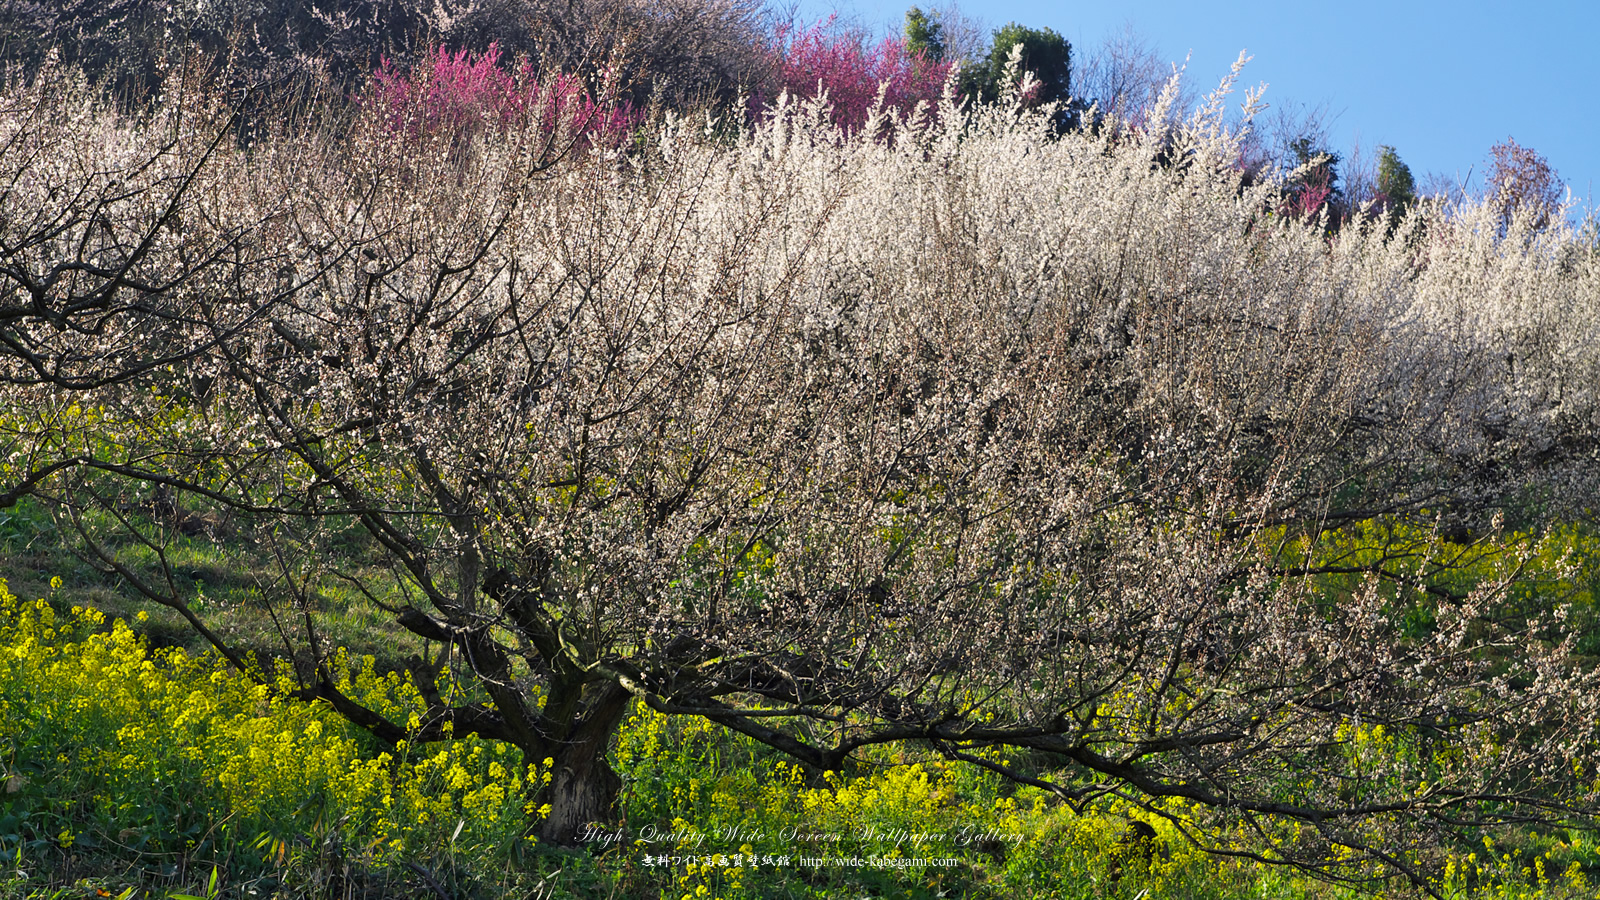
left=0, top=0, right=1566, bottom=233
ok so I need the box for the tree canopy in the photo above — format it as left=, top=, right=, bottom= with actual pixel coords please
left=961, top=22, right=1072, bottom=108
left=904, top=6, right=945, bottom=62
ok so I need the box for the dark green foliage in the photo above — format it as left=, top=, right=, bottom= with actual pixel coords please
left=1370, top=144, right=1417, bottom=236
left=1288, top=137, right=1340, bottom=183
left=904, top=6, right=944, bottom=62
left=962, top=22, right=1071, bottom=108
left=1376, top=144, right=1416, bottom=208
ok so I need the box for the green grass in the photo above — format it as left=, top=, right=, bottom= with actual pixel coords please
left=0, top=495, right=424, bottom=673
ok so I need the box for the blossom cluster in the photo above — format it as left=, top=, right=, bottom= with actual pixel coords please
left=765, top=17, right=955, bottom=130
left=371, top=43, right=640, bottom=146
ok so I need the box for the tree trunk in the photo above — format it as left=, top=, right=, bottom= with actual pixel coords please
left=535, top=681, right=633, bottom=845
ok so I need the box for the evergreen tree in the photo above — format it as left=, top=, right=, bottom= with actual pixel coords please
left=1376, top=145, right=1416, bottom=209
left=904, top=6, right=944, bottom=62
left=962, top=22, right=1071, bottom=108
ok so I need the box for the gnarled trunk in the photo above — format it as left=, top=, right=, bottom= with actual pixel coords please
left=534, top=680, right=633, bottom=845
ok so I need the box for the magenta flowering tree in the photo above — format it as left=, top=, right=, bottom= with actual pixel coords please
left=373, top=44, right=519, bottom=135
left=372, top=43, right=639, bottom=147
left=769, top=17, right=953, bottom=130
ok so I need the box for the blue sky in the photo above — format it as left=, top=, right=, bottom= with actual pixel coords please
left=789, top=1, right=1598, bottom=215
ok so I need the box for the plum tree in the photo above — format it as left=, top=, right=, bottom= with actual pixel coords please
left=1484, top=137, right=1563, bottom=234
